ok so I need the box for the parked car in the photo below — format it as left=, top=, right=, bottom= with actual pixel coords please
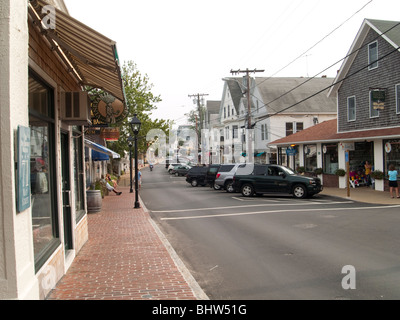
left=185, top=164, right=220, bottom=187
left=167, top=163, right=180, bottom=173
left=170, top=164, right=192, bottom=176
left=232, top=164, right=323, bottom=198
left=214, top=164, right=243, bottom=192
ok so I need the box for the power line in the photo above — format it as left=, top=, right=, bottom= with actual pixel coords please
left=254, top=0, right=374, bottom=89
left=255, top=43, right=400, bottom=124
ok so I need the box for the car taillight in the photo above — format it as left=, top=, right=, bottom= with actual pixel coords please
left=216, top=174, right=221, bottom=179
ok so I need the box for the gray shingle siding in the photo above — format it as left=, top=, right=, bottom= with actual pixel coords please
left=338, top=28, right=400, bottom=132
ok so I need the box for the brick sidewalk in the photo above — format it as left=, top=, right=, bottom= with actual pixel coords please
left=47, top=186, right=201, bottom=300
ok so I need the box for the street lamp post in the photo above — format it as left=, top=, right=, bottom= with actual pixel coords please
left=130, top=114, right=141, bottom=209
left=127, top=136, right=134, bottom=193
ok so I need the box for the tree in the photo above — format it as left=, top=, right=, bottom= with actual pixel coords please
left=108, top=61, right=171, bottom=158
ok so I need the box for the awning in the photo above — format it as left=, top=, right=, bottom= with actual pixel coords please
left=85, top=139, right=120, bottom=160
left=28, top=0, right=126, bottom=103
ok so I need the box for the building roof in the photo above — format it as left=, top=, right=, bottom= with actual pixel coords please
left=224, top=78, right=246, bottom=113
left=255, top=77, right=337, bottom=114
left=206, top=100, right=221, bottom=114
left=329, top=19, right=400, bottom=96
left=270, top=118, right=400, bottom=146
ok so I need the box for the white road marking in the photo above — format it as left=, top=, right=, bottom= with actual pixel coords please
left=159, top=205, right=400, bottom=221
left=152, top=201, right=351, bottom=214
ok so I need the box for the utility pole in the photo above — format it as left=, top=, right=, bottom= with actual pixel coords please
left=230, top=68, right=264, bottom=160
left=188, top=93, right=208, bottom=162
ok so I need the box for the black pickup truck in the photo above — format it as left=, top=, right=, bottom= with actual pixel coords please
left=232, top=164, right=322, bottom=198
left=185, top=164, right=221, bottom=187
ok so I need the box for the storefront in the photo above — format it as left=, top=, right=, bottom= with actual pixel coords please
left=383, top=139, right=400, bottom=175
left=0, top=0, right=126, bottom=299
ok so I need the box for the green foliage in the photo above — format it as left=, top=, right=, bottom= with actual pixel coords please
left=107, top=61, right=172, bottom=157
left=370, top=170, right=384, bottom=180
left=335, top=169, right=346, bottom=177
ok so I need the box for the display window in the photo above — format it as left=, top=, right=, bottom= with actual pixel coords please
left=29, top=71, right=59, bottom=270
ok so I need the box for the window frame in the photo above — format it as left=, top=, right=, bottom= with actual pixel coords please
left=369, top=90, right=380, bottom=118
left=368, top=41, right=379, bottom=70
left=347, top=96, right=356, bottom=122
left=396, top=84, right=400, bottom=114
left=29, top=70, right=60, bottom=272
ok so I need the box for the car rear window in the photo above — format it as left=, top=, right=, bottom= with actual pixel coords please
left=218, top=165, right=235, bottom=172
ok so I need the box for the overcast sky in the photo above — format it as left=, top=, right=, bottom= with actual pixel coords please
left=64, top=0, right=400, bottom=127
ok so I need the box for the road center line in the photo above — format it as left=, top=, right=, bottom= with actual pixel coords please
left=160, top=205, right=400, bottom=221
left=151, top=201, right=351, bottom=214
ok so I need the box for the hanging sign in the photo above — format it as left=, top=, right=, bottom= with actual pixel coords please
left=371, top=89, right=386, bottom=110
left=100, top=127, right=120, bottom=141
left=92, top=95, right=127, bottom=124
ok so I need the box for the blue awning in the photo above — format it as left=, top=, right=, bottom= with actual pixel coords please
left=92, top=150, right=110, bottom=161
left=84, top=139, right=120, bottom=161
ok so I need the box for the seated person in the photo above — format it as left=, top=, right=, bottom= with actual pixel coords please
left=101, top=175, right=122, bottom=195
left=106, top=173, right=118, bottom=188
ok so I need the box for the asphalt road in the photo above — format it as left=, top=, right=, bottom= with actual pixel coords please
left=140, top=164, right=400, bottom=300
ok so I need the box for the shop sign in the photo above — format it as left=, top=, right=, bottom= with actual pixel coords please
left=92, top=95, right=127, bottom=124
left=385, top=142, right=392, bottom=153
left=100, top=127, right=120, bottom=141
left=286, top=147, right=297, bottom=156
left=340, top=142, right=355, bottom=151
left=17, top=126, right=31, bottom=212
left=371, top=89, right=386, bottom=110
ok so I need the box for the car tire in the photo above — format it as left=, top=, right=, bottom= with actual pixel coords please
left=241, top=184, right=254, bottom=197
left=225, top=181, right=235, bottom=193
left=191, top=179, right=198, bottom=187
left=175, top=172, right=179, bottom=177
left=213, top=183, right=221, bottom=190
left=293, top=184, right=307, bottom=199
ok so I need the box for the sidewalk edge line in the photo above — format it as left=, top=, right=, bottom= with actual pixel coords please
left=140, top=198, right=210, bottom=300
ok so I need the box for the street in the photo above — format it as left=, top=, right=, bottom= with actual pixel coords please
left=140, top=164, right=400, bottom=300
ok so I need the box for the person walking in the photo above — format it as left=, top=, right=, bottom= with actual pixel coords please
left=388, top=164, right=399, bottom=198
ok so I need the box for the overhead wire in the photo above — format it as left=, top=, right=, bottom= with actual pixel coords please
left=199, top=0, right=375, bottom=128
left=203, top=20, right=400, bottom=129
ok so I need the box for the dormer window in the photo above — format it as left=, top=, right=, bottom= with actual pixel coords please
left=368, top=41, right=378, bottom=70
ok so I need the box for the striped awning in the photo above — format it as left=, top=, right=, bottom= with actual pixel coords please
left=28, top=0, right=126, bottom=103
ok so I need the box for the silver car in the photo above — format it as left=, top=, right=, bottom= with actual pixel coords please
left=214, top=164, right=243, bottom=192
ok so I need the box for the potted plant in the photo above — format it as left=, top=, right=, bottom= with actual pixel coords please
left=315, top=168, right=323, bottom=175
left=335, top=168, right=346, bottom=177
left=296, top=166, right=305, bottom=175
left=370, top=170, right=384, bottom=180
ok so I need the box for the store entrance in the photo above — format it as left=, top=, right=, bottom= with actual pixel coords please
left=349, top=141, right=374, bottom=187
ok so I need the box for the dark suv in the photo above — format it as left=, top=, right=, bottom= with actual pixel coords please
left=186, top=165, right=220, bottom=187
left=232, top=164, right=322, bottom=198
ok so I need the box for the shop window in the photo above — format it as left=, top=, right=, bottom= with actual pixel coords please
left=73, top=128, right=85, bottom=222
left=304, top=144, right=317, bottom=172
left=384, top=140, right=400, bottom=176
left=29, top=71, right=59, bottom=271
